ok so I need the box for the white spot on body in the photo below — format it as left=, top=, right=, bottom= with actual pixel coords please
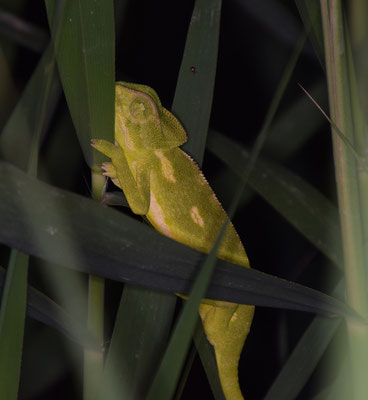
left=154, top=150, right=176, bottom=183
left=149, top=192, right=172, bottom=238
left=45, top=226, right=58, bottom=236
left=190, top=206, right=204, bottom=227
left=116, top=113, right=134, bottom=151
left=131, top=161, right=137, bottom=176
left=230, top=312, right=238, bottom=323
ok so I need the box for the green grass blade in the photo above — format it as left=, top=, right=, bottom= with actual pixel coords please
left=0, top=161, right=354, bottom=317
left=164, top=0, right=223, bottom=396
left=194, top=323, right=226, bottom=400
left=146, top=222, right=230, bottom=400
left=264, top=280, right=344, bottom=400
left=44, top=0, right=115, bottom=167
left=295, top=0, right=324, bottom=64
left=44, top=3, right=115, bottom=398
left=0, top=266, right=97, bottom=348
left=100, top=286, right=175, bottom=400
left=172, top=0, right=221, bottom=164
left=0, top=20, right=62, bottom=398
left=0, top=251, right=28, bottom=400
left=310, top=357, right=350, bottom=400
left=171, top=0, right=223, bottom=395
left=173, top=340, right=198, bottom=400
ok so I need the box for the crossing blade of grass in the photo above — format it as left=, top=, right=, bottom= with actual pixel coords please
left=207, top=131, right=343, bottom=269
left=171, top=0, right=224, bottom=396
left=0, top=161, right=355, bottom=315
left=44, top=2, right=115, bottom=398
left=194, top=323, right=226, bottom=400
left=0, top=266, right=97, bottom=348
left=264, top=280, right=344, bottom=400
left=310, top=355, right=350, bottom=400
left=350, top=3, right=368, bottom=127
left=172, top=0, right=221, bottom=164
left=44, top=0, right=115, bottom=166
left=146, top=219, right=232, bottom=400
left=295, top=0, right=324, bottom=64
left=0, top=12, right=62, bottom=397
left=173, top=341, right=198, bottom=400
left=101, top=1, right=222, bottom=398
left=99, top=286, right=175, bottom=400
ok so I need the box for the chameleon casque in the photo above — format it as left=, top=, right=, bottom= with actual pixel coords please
left=91, top=82, right=255, bottom=400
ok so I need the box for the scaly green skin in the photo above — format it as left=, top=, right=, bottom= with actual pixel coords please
left=91, top=82, right=255, bottom=400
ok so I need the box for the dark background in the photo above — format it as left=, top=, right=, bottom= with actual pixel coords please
left=0, top=0, right=338, bottom=398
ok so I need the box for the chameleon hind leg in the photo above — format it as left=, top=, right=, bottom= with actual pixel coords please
left=199, top=302, right=254, bottom=400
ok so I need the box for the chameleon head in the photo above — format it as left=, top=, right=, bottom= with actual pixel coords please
left=115, top=82, right=187, bottom=151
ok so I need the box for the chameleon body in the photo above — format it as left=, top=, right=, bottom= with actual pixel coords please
left=91, top=82, right=255, bottom=400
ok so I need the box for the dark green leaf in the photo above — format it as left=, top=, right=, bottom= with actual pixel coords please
left=44, top=0, right=115, bottom=167
left=172, top=0, right=221, bottom=164
left=100, top=286, right=175, bottom=400
left=295, top=0, right=324, bottom=64
left=264, top=280, right=344, bottom=400
left=0, top=266, right=97, bottom=348
left=0, top=160, right=353, bottom=320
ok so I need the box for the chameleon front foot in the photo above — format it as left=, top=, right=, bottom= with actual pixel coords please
left=91, top=138, right=117, bottom=159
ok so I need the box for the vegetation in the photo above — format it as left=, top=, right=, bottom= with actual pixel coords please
left=0, top=1, right=367, bottom=399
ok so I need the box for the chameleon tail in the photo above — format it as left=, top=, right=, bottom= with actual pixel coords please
left=200, top=303, right=254, bottom=400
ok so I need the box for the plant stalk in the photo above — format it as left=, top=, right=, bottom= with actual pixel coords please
left=320, top=1, right=368, bottom=398
left=83, top=171, right=106, bottom=400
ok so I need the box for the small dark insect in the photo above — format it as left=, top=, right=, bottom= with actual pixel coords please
left=190, top=66, right=196, bottom=73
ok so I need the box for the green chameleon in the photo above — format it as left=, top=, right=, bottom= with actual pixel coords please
left=91, top=82, right=255, bottom=400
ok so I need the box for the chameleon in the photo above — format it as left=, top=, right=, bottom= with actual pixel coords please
left=91, top=82, right=255, bottom=400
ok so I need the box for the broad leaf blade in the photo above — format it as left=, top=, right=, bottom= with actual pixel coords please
left=0, top=266, right=96, bottom=348
left=44, top=0, right=115, bottom=167
left=264, top=280, right=344, bottom=400
left=100, top=286, right=175, bottom=400
left=172, top=0, right=221, bottom=164
left=295, top=0, right=324, bottom=64
left=0, top=25, right=61, bottom=400
left=0, top=160, right=352, bottom=319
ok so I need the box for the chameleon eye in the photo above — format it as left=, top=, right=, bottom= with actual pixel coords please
left=129, top=98, right=153, bottom=121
